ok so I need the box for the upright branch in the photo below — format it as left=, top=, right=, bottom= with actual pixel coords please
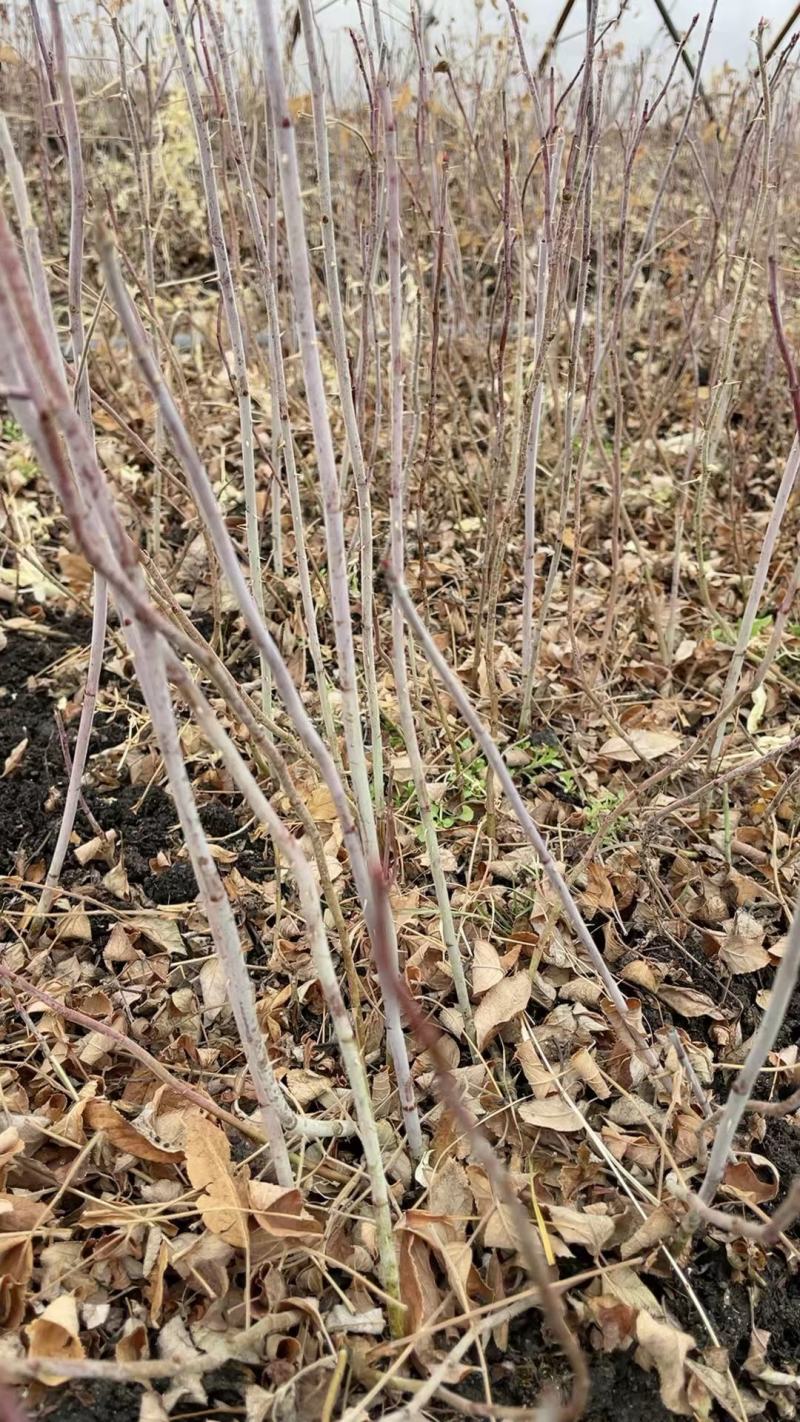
left=695, top=245, right=800, bottom=1212
left=170, top=664, right=402, bottom=1328
left=33, top=2, right=109, bottom=925
left=252, top=0, right=380, bottom=861
left=381, top=77, right=474, bottom=1035
left=698, top=890, right=800, bottom=1207
left=163, top=0, right=270, bottom=711
left=202, top=0, right=338, bottom=749
left=101, top=233, right=424, bottom=1156
left=296, top=0, right=385, bottom=819
left=0, top=208, right=296, bottom=1181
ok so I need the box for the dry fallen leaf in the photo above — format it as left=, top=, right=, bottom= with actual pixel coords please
left=620, top=1204, right=676, bottom=1258
left=723, top=1157, right=778, bottom=1205
left=515, top=1039, right=556, bottom=1099
left=199, top=956, right=229, bottom=1022
left=2, top=736, right=27, bottom=778
left=715, top=910, right=770, bottom=975
left=25, top=1294, right=85, bottom=1384
left=53, top=905, right=92, bottom=943
left=398, top=1227, right=442, bottom=1336
left=547, top=1204, right=615, bottom=1255
left=473, top=971, right=531, bottom=1049
left=518, top=1097, right=583, bottom=1133
left=570, top=1046, right=611, bottom=1099
left=124, top=913, right=186, bottom=955
left=183, top=1110, right=247, bottom=1248
left=580, top=859, right=615, bottom=912
left=248, top=1181, right=323, bottom=1238
left=471, top=939, right=505, bottom=996
left=599, top=728, right=681, bottom=763
left=636, top=1309, right=694, bottom=1415
left=656, top=985, right=726, bottom=1019
left=305, top=783, right=338, bottom=822
left=86, top=1099, right=183, bottom=1165
left=157, top=1314, right=207, bottom=1410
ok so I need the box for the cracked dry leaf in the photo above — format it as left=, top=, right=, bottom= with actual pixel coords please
left=687, top=1357, right=752, bottom=1421
left=158, top=1314, right=207, bottom=1410
left=515, top=1039, right=556, bottom=1099
left=473, top=970, right=531, bottom=1049
left=199, top=956, right=229, bottom=1022
left=53, top=905, right=92, bottom=943
left=620, top=1204, right=676, bottom=1258
left=723, top=1157, right=778, bottom=1204
left=183, top=1110, right=247, bottom=1248
left=570, top=1046, right=611, bottom=1100
left=402, top=1209, right=473, bottom=1306
left=428, top=1156, right=474, bottom=1228
left=588, top=1295, right=637, bottom=1351
left=580, top=859, right=615, bottom=913
left=467, top=1166, right=517, bottom=1249
left=398, top=1228, right=443, bottom=1336
left=305, top=783, right=337, bottom=822
left=603, top=1263, right=662, bottom=1317
left=124, top=914, right=186, bottom=956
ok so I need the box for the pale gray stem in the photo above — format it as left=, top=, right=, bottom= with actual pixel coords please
left=35, top=4, right=109, bottom=919
left=382, top=79, right=473, bottom=1035
left=252, top=0, right=379, bottom=860
left=172, top=663, right=401, bottom=1322
left=296, top=0, right=385, bottom=819
left=37, top=577, right=108, bottom=918
left=101, top=242, right=423, bottom=1156
left=0, top=207, right=343, bottom=1172
left=203, top=0, right=338, bottom=746
left=710, top=437, right=800, bottom=762
left=519, top=235, right=550, bottom=723
left=699, top=893, right=800, bottom=1206
left=163, top=0, right=270, bottom=712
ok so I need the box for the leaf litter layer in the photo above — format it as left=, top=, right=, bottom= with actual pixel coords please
left=1, top=3, right=800, bottom=1420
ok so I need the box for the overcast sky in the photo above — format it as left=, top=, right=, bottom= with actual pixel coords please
left=311, top=1, right=792, bottom=75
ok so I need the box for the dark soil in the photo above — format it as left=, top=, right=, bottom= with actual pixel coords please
left=457, top=1309, right=673, bottom=1420
left=0, top=616, right=96, bottom=873
left=0, top=620, right=272, bottom=896
left=666, top=1229, right=800, bottom=1373
left=755, top=1254, right=800, bottom=1362
left=143, top=860, right=198, bottom=903
left=762, top=1116, right=800, bottom=1210
left=582, top=1353, right=673, bottom=1421
left=31, top=1379, right=141, bottom=1422
left=88, top=782, right=178, bottom=883
left=775, top=986, right=800, bottom=1054
left=664, top=1241, right=753, bottom=1364
left=30, top=1364, right=252, bottom=1422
